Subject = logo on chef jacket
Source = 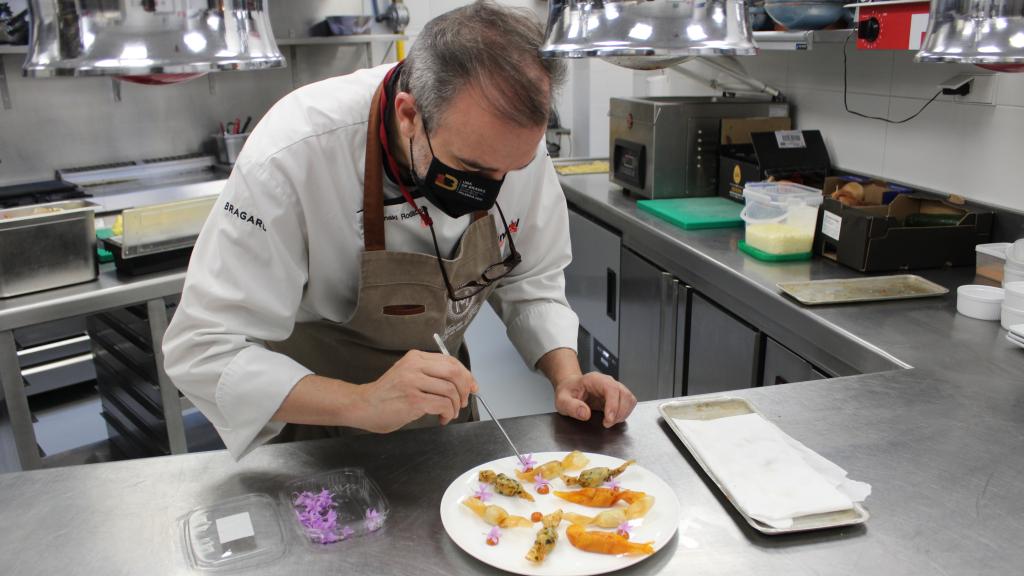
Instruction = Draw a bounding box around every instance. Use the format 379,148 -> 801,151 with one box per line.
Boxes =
223,201 -> 267,232
497,218 -> 520,248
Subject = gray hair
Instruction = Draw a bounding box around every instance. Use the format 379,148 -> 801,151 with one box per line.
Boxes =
398,0 -> 566,131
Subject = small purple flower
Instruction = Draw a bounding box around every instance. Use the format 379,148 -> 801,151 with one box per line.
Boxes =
533,473 -> 550,492
365,507 -> 383,532
616,521 -> 632,538
602,477 -> 621,491
486,526 -> 502,544
339,525 -> 355,540
519,453 -> 537,472
473,483 -> 493,502
293,489 -> 341,544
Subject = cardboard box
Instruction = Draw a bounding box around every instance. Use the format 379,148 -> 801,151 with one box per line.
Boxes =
721,117 -> 793,145
822,175 -> 912,206
719,129 -> 831,201
816,194 -> 995,272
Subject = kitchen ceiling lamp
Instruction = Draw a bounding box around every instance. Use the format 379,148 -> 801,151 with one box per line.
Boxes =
541,0 -> 758,70
23,0 -> 286,83
916,0 -> 1024,70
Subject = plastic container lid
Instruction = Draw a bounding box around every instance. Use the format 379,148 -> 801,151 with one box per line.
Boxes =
742,181 -> 824,207
281,467 -> 391,548
181,494 -> 287,571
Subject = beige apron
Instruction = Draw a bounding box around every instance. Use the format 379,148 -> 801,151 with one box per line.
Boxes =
268,80 -> 501,441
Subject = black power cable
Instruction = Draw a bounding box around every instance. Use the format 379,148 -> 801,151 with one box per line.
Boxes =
843,32 -> 942,124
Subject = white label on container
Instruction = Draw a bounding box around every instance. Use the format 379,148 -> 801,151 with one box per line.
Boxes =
775,130 -> 807,149
216,512 -> 255,544
822,211 -> 842,241
769,104 -> 788,118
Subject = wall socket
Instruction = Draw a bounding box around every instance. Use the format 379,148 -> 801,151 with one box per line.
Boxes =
939,74 -> 997,106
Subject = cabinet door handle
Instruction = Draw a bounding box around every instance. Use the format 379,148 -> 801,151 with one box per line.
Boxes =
606,268 -> 617,321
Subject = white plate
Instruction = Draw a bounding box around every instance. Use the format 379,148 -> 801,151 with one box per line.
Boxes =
440,452 -> 680,576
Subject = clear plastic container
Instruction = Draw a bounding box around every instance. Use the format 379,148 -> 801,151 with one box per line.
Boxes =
975,242 -> 1009,284
281,468 -> 390,548
180,494 -> 287,571
740,182 -> 824,257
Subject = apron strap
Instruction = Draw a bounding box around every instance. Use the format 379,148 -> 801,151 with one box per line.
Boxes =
363,83 -> 387,252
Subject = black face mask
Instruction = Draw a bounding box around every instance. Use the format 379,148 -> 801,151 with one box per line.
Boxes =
410,125 -> 504,219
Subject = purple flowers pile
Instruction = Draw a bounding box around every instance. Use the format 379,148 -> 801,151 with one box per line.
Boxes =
292,489 -> 385,544
294,489 -> 343,544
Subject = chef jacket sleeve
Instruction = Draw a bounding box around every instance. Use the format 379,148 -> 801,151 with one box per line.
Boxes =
487,151 -> 580,370
162,157 -> 313,459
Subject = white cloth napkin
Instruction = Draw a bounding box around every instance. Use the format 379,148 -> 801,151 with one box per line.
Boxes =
673,413 -> 871,529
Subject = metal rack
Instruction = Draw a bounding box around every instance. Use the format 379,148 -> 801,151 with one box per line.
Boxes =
753,29 -> 855,51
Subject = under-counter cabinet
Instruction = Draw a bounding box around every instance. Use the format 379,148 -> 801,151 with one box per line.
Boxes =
618,248 -> 684,401
686,292 -> 762,395
564,210 -> 621,377
762,336 -> 828,386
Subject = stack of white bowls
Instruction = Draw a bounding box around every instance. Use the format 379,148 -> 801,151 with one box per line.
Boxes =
1006,239 -> 1024,285
1004,281 -> 1024,330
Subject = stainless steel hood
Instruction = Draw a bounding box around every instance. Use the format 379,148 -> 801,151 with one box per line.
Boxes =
541,0 -> 758,70
23,0 -> 286,79
916,0 -> 1024,66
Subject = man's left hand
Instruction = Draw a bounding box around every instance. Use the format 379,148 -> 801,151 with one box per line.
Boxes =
554,372 -> 637,428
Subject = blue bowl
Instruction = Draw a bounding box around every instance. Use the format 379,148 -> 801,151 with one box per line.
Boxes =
749,6 -> 775,32
764,1 -> 845,31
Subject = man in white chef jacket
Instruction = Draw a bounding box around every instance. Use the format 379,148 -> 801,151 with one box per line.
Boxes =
163,1 -> 637,459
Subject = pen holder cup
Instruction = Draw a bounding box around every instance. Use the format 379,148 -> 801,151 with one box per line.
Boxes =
214,133 -> 250,165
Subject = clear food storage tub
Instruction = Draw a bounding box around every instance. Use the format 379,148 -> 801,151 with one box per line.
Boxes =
180,494 -> 288,571
739,182 -> 824,261
281,468 -> 390,548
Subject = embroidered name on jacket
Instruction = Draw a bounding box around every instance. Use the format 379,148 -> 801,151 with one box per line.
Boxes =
224,202 -> 267,231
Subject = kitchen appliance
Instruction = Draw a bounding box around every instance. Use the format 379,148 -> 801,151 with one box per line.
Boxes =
23,0 -> 285,81
0,179 -> 88,209
541,0 -> 757,70
609,96 -> 791,199
917,0 -> 1024,67
0,200 -> 98,298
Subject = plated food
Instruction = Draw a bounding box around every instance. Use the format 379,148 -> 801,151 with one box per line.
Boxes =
440,452 -> 680,576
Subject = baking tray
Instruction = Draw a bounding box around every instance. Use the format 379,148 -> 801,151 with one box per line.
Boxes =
552,157 -> 609,176
659,396 -> 870,534
777,274 -> 948,306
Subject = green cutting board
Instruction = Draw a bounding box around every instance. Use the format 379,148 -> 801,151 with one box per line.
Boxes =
637,197 -> 744,230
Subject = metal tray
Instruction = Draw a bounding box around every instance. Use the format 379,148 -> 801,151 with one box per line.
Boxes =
659,396 -> 870,534
552,156 -> 609,176
777,274 -> 948,306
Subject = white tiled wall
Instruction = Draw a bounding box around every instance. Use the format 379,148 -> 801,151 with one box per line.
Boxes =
570,43 -> 1024,212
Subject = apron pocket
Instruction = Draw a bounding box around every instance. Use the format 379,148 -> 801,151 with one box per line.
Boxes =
382,304 -> 426,316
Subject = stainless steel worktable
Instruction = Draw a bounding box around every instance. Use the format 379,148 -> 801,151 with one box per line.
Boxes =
0,368 -> 1021,575
559,173 -> 1024,381
0,173 -> 1022,574
0,266 -> 186,471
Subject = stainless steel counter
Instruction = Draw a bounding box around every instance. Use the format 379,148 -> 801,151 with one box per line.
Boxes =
0,173 -> 1022,574
1,368 -> 1022,575
559,173 -> 1024,381
0,266 -> 186,471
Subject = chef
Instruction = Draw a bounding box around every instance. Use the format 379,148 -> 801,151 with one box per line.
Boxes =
162,0 -> 637,459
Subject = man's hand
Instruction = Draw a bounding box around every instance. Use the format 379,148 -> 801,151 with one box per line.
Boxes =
273,350 -> 477,432
538,348 -> 637,428
354,350 -> 478,432
553,372 -> 637,428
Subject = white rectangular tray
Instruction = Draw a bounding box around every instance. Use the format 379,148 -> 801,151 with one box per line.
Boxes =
659,396 -> 870,534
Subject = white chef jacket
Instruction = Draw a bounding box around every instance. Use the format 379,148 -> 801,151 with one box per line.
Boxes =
162,64 -> 579,459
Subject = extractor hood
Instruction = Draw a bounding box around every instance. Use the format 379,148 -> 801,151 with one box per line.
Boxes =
23,0 -> 286,81
541,0 -> 757,70
916,0 -> 1024,68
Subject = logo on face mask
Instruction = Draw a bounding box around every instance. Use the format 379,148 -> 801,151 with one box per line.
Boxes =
435,174 -> 460,191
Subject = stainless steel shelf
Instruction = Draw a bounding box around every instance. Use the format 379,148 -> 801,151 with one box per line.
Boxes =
0,45 -> 28,55
275,34 -> 406,46
754,29 -> 855,51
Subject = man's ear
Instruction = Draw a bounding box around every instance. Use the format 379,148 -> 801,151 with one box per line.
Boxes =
394,92 -> 419,140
